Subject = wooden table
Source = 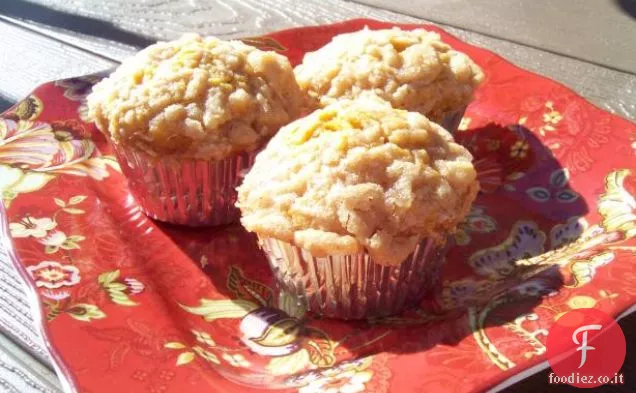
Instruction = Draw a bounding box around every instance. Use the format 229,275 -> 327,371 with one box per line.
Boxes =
0,1 -> 634,392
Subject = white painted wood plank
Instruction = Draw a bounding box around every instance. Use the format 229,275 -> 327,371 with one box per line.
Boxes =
4,0 -> 635,120
0,19 -> 114,102
0,334 -> 62,393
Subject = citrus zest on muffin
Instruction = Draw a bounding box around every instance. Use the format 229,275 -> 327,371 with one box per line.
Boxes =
237,96 -> 479,265
294,27 -> 484,123
87,34 -> 303,160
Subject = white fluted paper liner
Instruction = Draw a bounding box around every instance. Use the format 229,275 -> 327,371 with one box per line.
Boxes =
113,144 -> 256,226
259,237 -> 446,319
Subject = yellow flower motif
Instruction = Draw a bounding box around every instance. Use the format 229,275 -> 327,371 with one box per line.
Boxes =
543,111 -> 563,125
192,330 -> 216,347
598,169 -> 635,239
510,140 -> 529,158
567,295 -> 597,309
222,353 -> 250,367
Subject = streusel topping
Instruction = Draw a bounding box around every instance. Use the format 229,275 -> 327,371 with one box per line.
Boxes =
294,27 -> 484,123
88,34 -> 303,160
237,96 -> 479,265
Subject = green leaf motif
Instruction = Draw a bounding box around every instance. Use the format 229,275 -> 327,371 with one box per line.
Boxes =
63,208 -> 85,215
176,351 -> 195,366
164,342 -> 186,349
108,282 -> 127,291
44,245 -> 58,254
66,304 -> 106,322
108,288 -> 138,307
252,317 -> 301,347
69,195 -> 88,205
61,240 -> 81,250
54,198 -> 66,207
98,270 -> 120,286
180,299 -> 258,321
304,327 -> 336,367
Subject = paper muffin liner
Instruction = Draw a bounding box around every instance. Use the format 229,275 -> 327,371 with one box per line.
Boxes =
439,105 -> 467,133
112,144 -> 256,226
259,237 -> 446,319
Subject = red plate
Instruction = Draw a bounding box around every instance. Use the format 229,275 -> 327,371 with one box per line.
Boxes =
1,19 -> 635,393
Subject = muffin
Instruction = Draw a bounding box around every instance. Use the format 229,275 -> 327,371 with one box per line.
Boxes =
87,34 -> 303,226
294,27 -> 484,133
237,95 -> 479,319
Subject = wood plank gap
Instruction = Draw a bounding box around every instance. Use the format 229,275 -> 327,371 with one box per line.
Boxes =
0,15 -> 123,64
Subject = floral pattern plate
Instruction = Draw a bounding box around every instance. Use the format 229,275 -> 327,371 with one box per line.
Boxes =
1,19 -> 635,393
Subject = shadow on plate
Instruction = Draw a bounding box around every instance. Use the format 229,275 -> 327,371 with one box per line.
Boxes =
616,0 -> 636,19
151,123 -> 591,388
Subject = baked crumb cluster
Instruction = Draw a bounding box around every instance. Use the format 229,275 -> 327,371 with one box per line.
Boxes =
237,96 -> 479,265
294,27 -> 484,122
88,34 -> 303,160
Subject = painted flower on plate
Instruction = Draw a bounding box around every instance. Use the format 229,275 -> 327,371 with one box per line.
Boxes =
38,231 -> 67,247
510,140 -> 529,158
38,231 -> 85,254
222,353 -> 251,367
27,261 -> 80,289
9,216 -> 56,238
566,295 -> 597,309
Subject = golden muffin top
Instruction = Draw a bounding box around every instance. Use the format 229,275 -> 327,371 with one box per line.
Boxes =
237,95 -> 479,265
294,27 -> 484,123
88,34 -> 303,160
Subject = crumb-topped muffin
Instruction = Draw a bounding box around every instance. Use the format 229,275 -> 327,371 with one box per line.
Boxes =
294,27 -> 484,127
87,34 -> 303,226
238,95 -> 479,266
88,33 -> 303,160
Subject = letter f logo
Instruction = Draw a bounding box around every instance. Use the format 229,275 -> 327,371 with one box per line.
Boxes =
572,324 -> 602,368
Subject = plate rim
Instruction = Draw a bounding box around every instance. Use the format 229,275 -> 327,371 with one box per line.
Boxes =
0,201 -> 79,393
1,18 -> 635,393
